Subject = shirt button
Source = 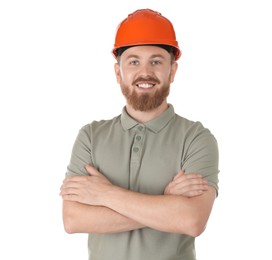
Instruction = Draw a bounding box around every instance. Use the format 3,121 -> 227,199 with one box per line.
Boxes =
138,125 -> 143,131
133,147 -> 139,153
136,136 -> 141,141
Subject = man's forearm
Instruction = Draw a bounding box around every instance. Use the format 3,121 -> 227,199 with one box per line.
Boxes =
62,201 -> 145,234
103,186 -> 216,237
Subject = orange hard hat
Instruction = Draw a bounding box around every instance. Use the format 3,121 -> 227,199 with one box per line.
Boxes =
112,9 -> 181,61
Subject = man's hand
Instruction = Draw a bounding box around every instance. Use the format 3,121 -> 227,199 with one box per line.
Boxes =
164,170 -> 208,197
61,166 -> 208,206
60,165 -> 112,206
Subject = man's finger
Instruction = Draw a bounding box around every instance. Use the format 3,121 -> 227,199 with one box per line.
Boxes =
61,194 -> 79,202
85,164 -> 102,176
173,170 -> 185,181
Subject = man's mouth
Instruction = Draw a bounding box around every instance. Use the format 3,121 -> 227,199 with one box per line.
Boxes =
136,83 -> 155,89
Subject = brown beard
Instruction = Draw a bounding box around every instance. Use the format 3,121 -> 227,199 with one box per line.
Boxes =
121,84 -> 170,112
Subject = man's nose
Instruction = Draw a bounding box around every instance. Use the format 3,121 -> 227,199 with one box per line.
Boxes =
138,63 -> 153,76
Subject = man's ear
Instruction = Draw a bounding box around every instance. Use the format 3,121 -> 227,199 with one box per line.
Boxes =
114,63 -> 121,84
170,62 -> 178,83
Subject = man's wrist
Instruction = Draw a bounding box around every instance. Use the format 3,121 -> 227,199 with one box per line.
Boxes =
103,185 -> 126,209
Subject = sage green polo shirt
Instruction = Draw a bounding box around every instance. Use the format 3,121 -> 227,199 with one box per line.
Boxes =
66,104 -> 219,260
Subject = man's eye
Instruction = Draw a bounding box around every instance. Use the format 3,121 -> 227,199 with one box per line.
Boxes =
151,60 -> 162,65
130,60 -> 139,65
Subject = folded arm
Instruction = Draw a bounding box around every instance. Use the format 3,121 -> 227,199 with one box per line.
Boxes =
61,165 -> 213,236
62,201 -> 145,234
103,185 -> 215,236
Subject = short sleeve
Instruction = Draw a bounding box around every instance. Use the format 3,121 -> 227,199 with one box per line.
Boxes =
181,123 -> 220,194
66,124 -> 94,178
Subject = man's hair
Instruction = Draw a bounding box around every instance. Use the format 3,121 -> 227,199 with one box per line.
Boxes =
116,44 -> 175,64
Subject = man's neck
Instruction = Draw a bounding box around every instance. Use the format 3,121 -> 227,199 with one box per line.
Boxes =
125,102 -> 168,123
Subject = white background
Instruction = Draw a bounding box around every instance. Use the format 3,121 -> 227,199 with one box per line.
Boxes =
0,0 -> 271,259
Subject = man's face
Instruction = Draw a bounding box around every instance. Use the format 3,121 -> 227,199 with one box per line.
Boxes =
114,45 -> 178,112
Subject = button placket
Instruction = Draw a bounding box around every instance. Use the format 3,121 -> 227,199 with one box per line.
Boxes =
130,125 -> 145,190
132,124 -> 144,155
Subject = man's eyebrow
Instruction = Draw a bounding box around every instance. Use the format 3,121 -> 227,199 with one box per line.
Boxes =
150,54 -> 166,59
125,55 -> 140,60
125,54 -> 166,60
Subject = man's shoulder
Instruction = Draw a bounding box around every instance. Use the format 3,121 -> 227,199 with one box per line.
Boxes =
174,113 -> 204,131
174,113 -> 216,141
80,114 -> 122,134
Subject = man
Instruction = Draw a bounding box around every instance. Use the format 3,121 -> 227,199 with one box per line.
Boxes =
60,9 -> 219,260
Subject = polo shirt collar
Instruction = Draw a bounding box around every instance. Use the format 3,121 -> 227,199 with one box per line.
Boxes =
121,108 -> 138,130
121,104 -> 175,133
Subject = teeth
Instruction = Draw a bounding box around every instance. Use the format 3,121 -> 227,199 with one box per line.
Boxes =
137,83 -> 153,89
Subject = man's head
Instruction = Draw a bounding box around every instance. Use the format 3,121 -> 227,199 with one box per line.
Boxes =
113,9 -> 180,112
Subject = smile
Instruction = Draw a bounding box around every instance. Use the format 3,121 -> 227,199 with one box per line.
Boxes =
136,83 -> 155,89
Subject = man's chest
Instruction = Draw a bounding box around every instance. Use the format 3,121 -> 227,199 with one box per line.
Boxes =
92,128 -> 184,194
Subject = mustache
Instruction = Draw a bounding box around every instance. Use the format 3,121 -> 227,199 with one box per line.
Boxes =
132,76 -> 160,85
